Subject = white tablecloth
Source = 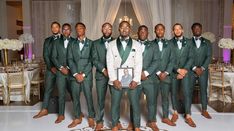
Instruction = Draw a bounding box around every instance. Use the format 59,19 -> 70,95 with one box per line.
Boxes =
224,72 -> 234,102
0,68 -> 39,104
209,72 -> 234,103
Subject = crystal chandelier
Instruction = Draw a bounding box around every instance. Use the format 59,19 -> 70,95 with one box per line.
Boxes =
118,0 -> 133,26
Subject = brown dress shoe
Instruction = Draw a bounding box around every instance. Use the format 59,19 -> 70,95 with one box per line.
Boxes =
146,122 -> 159,131
95,123 -> 104,131
162,118 -> 176,126
202,111 -> 212,119
68,118 -> 83,128
134,127 -> 141,131
117,123 -> 123,129
55,115 -> 65,124
33,109 -> 48,119
185,117 -> 196,127
127,122 -> 134,130
88,118 -> 95,128
171,113 -> 178,123
112,126 -> 118,131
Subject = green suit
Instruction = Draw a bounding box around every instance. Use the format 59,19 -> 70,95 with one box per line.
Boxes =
129,40 -> 159,123
170,37 -> 194,115
140,40 -> 160,121
67,38 -> 95,119
153,38 -> 175,118
42,35 -> 60,109
190,37 -> 212,110
92,37 -> 114,124
51,36 -> 75,115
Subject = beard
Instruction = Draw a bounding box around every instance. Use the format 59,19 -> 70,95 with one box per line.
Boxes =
103,34 -> 112,39
175,33 -> 183,38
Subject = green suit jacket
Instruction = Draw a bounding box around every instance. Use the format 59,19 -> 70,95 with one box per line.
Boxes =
43,36 -> 59,70
92,37 -> 114,80
67,38 -> 93,80
51,35 -> 75,72
152,39 -> 175,83
170,37 -> 194,76
191,37 -> 212,70
141,41 -> 159,82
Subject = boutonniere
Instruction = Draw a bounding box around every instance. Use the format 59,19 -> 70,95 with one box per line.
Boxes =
131,49 -> 136,52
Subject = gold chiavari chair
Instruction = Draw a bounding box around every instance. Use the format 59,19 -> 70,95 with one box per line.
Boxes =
30,62 -> 45,100
208,64 -> 231,105
6,66 -> 27,104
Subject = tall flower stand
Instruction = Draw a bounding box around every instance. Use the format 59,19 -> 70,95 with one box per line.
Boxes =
3,49 -> 8,66
24,43 -> 33,61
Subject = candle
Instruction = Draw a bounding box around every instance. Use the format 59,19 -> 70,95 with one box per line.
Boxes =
20,54 -> 23,60
32,54 -> 35,60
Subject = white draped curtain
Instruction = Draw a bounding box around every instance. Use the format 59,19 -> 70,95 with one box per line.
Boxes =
81,0 -> 121,40
131,0 -> 172,40
31,0 -> 224,58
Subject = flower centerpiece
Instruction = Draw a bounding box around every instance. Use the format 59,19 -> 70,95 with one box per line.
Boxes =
201,32 -> 216,43
19,33 -> 34,61
218,38 -> 234,49
19,33 -> 34,44
0,39 -> 23,66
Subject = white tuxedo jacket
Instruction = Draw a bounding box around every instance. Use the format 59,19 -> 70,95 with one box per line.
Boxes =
106,38 -> 143,85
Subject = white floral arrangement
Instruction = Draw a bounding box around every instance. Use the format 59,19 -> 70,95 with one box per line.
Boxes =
0,39 -> 23,51
201,32 -> 216,43
218,38 -> 234,49
19,33 -> 34,44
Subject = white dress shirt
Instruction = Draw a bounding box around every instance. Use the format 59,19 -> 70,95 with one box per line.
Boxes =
194,36 -> 201,48
78,37 -> 86,51
158,40 -> 163,51
64,39 -> 69,48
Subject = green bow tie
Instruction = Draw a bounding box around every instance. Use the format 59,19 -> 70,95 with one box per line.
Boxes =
120,37 -> 129,43
78,39 -> 85,44
103,37 -> 111,43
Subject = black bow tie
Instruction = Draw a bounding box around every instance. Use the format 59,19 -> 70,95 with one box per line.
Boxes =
139,40 -> 147,45
176,39 -> 182,43
195,37 -> 201,41
53,35 -> 59,40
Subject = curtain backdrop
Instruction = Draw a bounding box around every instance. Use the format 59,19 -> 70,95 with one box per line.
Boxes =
32,0 -> 224,58
131,0 -> 172,40
81,0 -> 121,40
32,0 -> 80,57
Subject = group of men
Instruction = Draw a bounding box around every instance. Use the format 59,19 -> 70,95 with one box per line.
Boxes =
33,20 -> 212,131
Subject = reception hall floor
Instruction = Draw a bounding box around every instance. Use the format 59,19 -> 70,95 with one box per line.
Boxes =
1,90 -> 234,131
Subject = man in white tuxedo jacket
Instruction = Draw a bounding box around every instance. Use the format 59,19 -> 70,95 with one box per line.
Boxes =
106,21 -> 142,131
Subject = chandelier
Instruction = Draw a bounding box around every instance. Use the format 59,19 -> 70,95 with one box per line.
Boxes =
118,0 -> 133,26
119,16 -> 133,26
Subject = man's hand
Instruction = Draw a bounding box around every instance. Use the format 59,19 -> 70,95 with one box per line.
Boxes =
195,67 -> 203,76
176,74 -> 184,79
75,73 -> 84,83
103,69 -> 109,77
60,67 -> 69,75
141,71 -> 148,81
177,68 -> 188,77
51,67 -> 57,74
113,80 -> 122,90
159,72 -> 168,81
129,81 -> 138,89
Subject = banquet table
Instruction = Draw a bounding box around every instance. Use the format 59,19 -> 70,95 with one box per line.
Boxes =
0,68 -> 39,104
